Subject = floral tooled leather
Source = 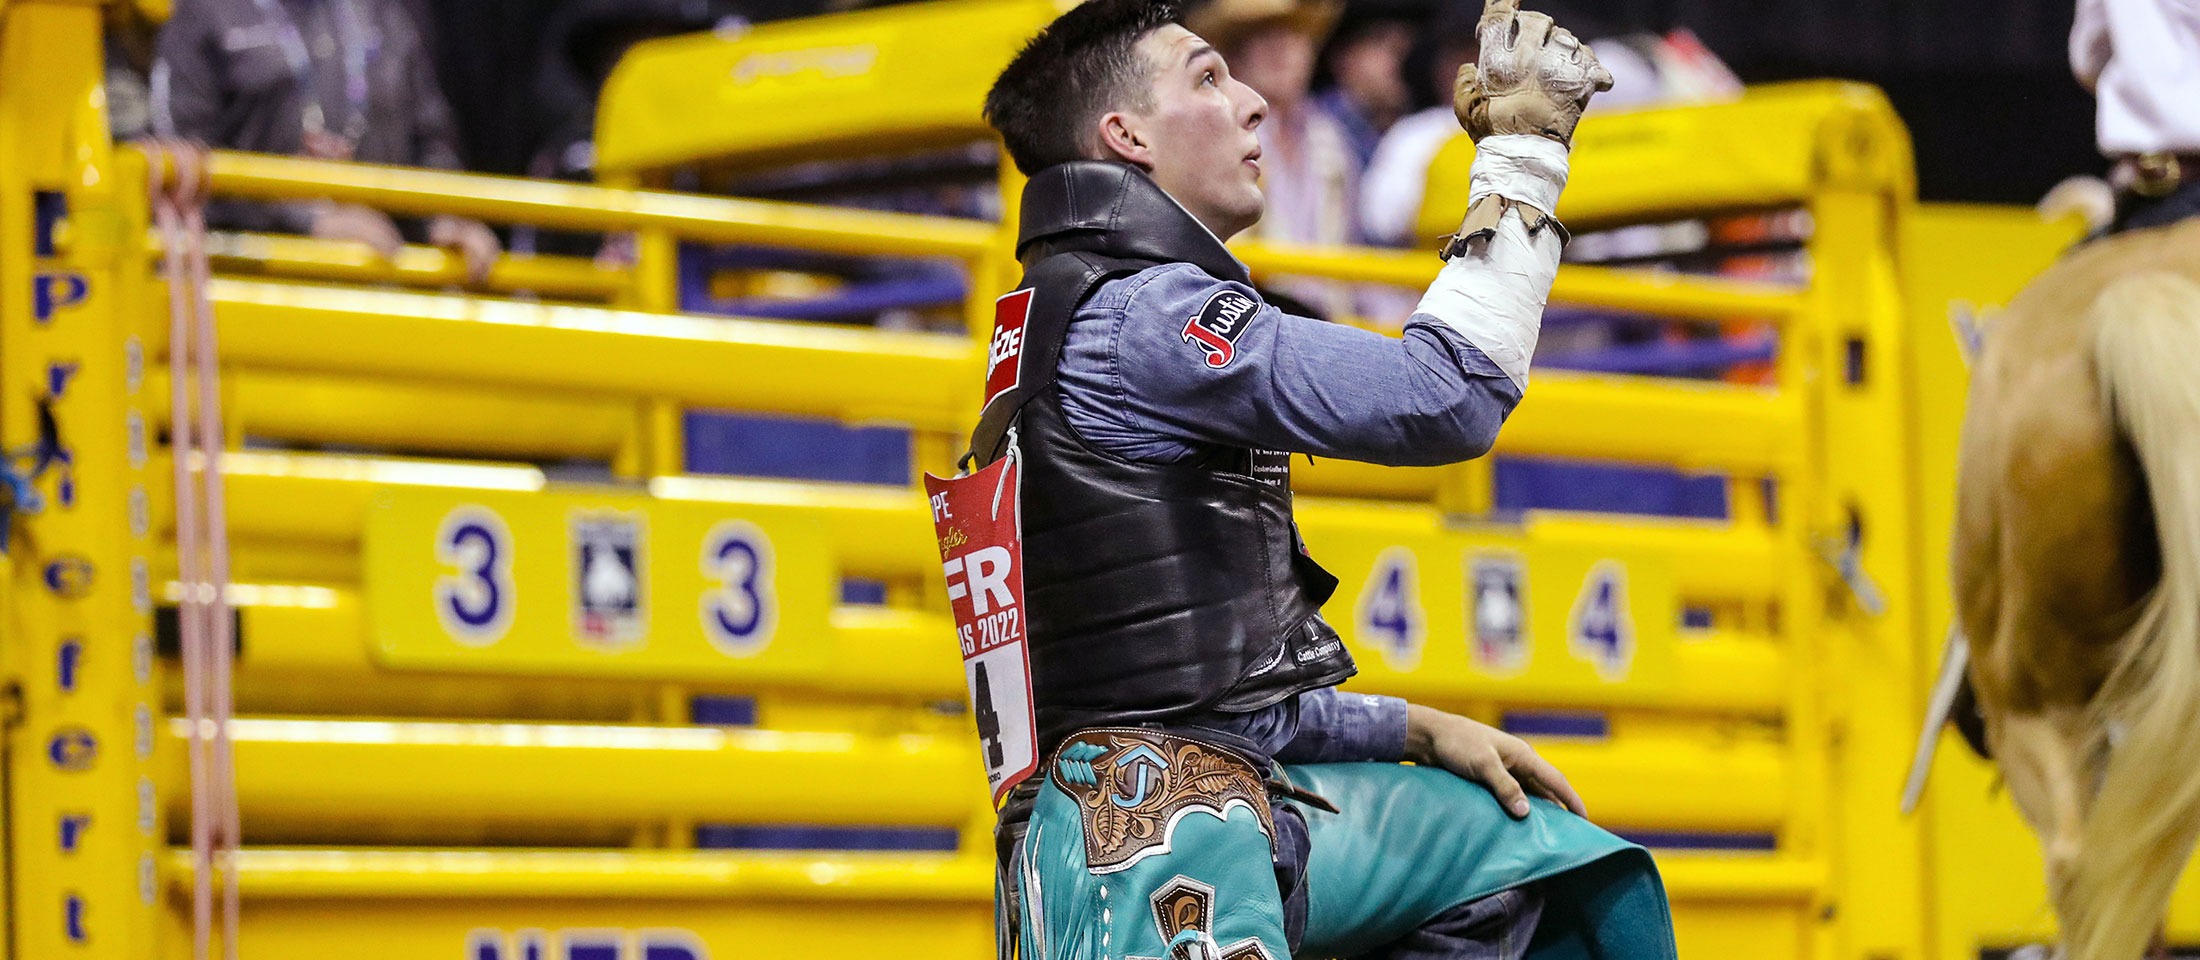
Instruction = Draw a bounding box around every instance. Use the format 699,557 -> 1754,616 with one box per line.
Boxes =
1050,728 -> 1274,873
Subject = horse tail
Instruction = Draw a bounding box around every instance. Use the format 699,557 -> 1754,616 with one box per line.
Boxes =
2065,270 -> 2200,960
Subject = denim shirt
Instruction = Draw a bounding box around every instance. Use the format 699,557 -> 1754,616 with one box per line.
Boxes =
1058,262 -> 1522,466
1051,261 -> 1525,762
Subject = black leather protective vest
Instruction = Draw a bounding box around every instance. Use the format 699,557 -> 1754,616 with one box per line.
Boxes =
967,161 -> 1356,756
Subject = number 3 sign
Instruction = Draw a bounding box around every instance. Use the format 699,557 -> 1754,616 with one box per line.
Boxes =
435,507 -> 516,646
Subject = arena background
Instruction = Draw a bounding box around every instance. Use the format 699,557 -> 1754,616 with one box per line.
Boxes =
415,0 -> 2102,201
0,0 -> 2170,957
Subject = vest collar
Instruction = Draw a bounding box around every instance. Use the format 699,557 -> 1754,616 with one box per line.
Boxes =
1014,161 -> 1252,286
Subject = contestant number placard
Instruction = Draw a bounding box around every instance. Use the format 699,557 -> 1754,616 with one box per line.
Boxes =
925,456 -> 1039,804
365,488 -> 830,682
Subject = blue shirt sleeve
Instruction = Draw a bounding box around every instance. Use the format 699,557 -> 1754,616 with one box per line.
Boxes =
1273,687 -> 1410,764
1056,262 -> 1522,466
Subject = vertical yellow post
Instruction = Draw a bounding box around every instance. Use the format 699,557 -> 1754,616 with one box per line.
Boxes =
631,228 -> 681,314
986,159 -> 1028,313
1434,458 -> 1494,519
2,4 -> 164,958
599,171 -> 680,315
1805,99 -> 1927,960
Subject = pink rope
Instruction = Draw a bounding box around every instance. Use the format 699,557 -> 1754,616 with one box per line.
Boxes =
183,195 -> 241,960
146,145 -> 214,960
145,141 -> 237,960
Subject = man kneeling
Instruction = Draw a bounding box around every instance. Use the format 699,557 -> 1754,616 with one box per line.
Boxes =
950,1 -> 1674,956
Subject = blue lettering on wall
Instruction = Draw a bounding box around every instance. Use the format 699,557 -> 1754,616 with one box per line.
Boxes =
467,930 -> 502,960
44,555 -> 94,598
468,930 -> 707,960
64,893 -> 88,943
35,191 -> 65,258
566,939 -> 620,960
46,361 -> 78,399
59,814 -> 91,853
47,727 -> 97,771
642,938 -> 705,960
58,638 -> 83,692
33,273 -> 90,324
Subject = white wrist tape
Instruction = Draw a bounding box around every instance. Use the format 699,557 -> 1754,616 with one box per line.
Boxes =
1413,136 -> 1569,390
1468,134 -> 1569,212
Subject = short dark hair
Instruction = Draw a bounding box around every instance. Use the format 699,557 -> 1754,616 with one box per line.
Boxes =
984,0 -> 1181,175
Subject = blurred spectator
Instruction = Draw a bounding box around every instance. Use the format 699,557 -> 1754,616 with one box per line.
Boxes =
1188,0 -> 1362,316
1189,0 -> 1357,251
2071,0 -> 2200,233
513,0 -> 738,262
524,0 -> 739,186
105,4 -> 161,141
1358,0 -> 1738,247
152,0 -> 501,283
1312,5 -> 1419,173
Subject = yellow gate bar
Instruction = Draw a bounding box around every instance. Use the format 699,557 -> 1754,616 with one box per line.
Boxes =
203,278 -> 981,431
215,585 -> 963,702
173,848 -> 991,901
1504,373 -> 1799,473
203,579 -> 1770,714
180,457 -> 935,581
1356,632 -> 1785,716
183,847 -> 1823,902
1528,514 -> 1784,601
1291,374 -> 1800,481
204,151 -> 998,259
162,719 -> 979,828
145,369 -> 637,461
158,718 -> 1782,836
196,456 -> 1787,599
1236,242 -> 1808,325
189,232 -> 629,300
1536,734 -> 1789,832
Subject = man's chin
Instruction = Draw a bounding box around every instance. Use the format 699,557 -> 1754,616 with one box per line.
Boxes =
1231,193 -> 1266,236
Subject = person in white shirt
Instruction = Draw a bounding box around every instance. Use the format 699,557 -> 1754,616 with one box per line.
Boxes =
1358,1 -> 1679,247
2071,0 -> 2200,232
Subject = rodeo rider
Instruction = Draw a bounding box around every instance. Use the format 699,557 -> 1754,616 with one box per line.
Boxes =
961,0 -> 1680,955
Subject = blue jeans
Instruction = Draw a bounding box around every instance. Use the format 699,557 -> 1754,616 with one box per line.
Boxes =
2109,178 -> 2200,236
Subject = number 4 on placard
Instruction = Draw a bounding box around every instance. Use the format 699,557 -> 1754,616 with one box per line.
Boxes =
1567,561 -> 1633,680
1356,547 -> 1425,670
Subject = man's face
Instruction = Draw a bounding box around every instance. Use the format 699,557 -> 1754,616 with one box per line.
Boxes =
1103,25 -> 1269,239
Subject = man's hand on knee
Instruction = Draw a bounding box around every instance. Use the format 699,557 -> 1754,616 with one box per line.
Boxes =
1404,703 -> 1586,819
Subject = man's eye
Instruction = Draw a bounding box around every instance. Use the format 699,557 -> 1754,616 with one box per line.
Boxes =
1202,70 -> 1216,85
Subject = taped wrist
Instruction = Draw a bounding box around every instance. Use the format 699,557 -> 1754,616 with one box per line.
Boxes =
1469,134 -> 1568,210
1440,134 -> 1571,259
1438,195 -> 1569,261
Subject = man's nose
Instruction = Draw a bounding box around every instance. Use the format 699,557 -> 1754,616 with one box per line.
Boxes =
1238,82 -> 1268,130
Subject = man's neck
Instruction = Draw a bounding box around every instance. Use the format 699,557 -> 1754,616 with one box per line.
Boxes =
1147,178 -> 1246,243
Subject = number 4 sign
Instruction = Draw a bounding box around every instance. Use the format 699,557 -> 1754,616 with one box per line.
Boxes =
1568,561 -> 1634,681
1357,548 -> 1424,670
924,454 -> 1039,805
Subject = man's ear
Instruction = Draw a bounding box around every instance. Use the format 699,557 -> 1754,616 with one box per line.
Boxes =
1097,111 -> 1154,168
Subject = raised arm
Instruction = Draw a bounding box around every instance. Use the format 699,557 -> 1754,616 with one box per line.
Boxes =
1059,0 -> 1609,467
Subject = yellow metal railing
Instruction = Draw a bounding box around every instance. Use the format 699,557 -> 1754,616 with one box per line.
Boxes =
144,140 -> 1857,960
1236,240 -> 1811,324
5,1 -> 1935,948
195,232 -> 628,301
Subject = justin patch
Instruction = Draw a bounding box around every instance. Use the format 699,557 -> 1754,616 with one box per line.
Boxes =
1181,290 -> 1258,368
